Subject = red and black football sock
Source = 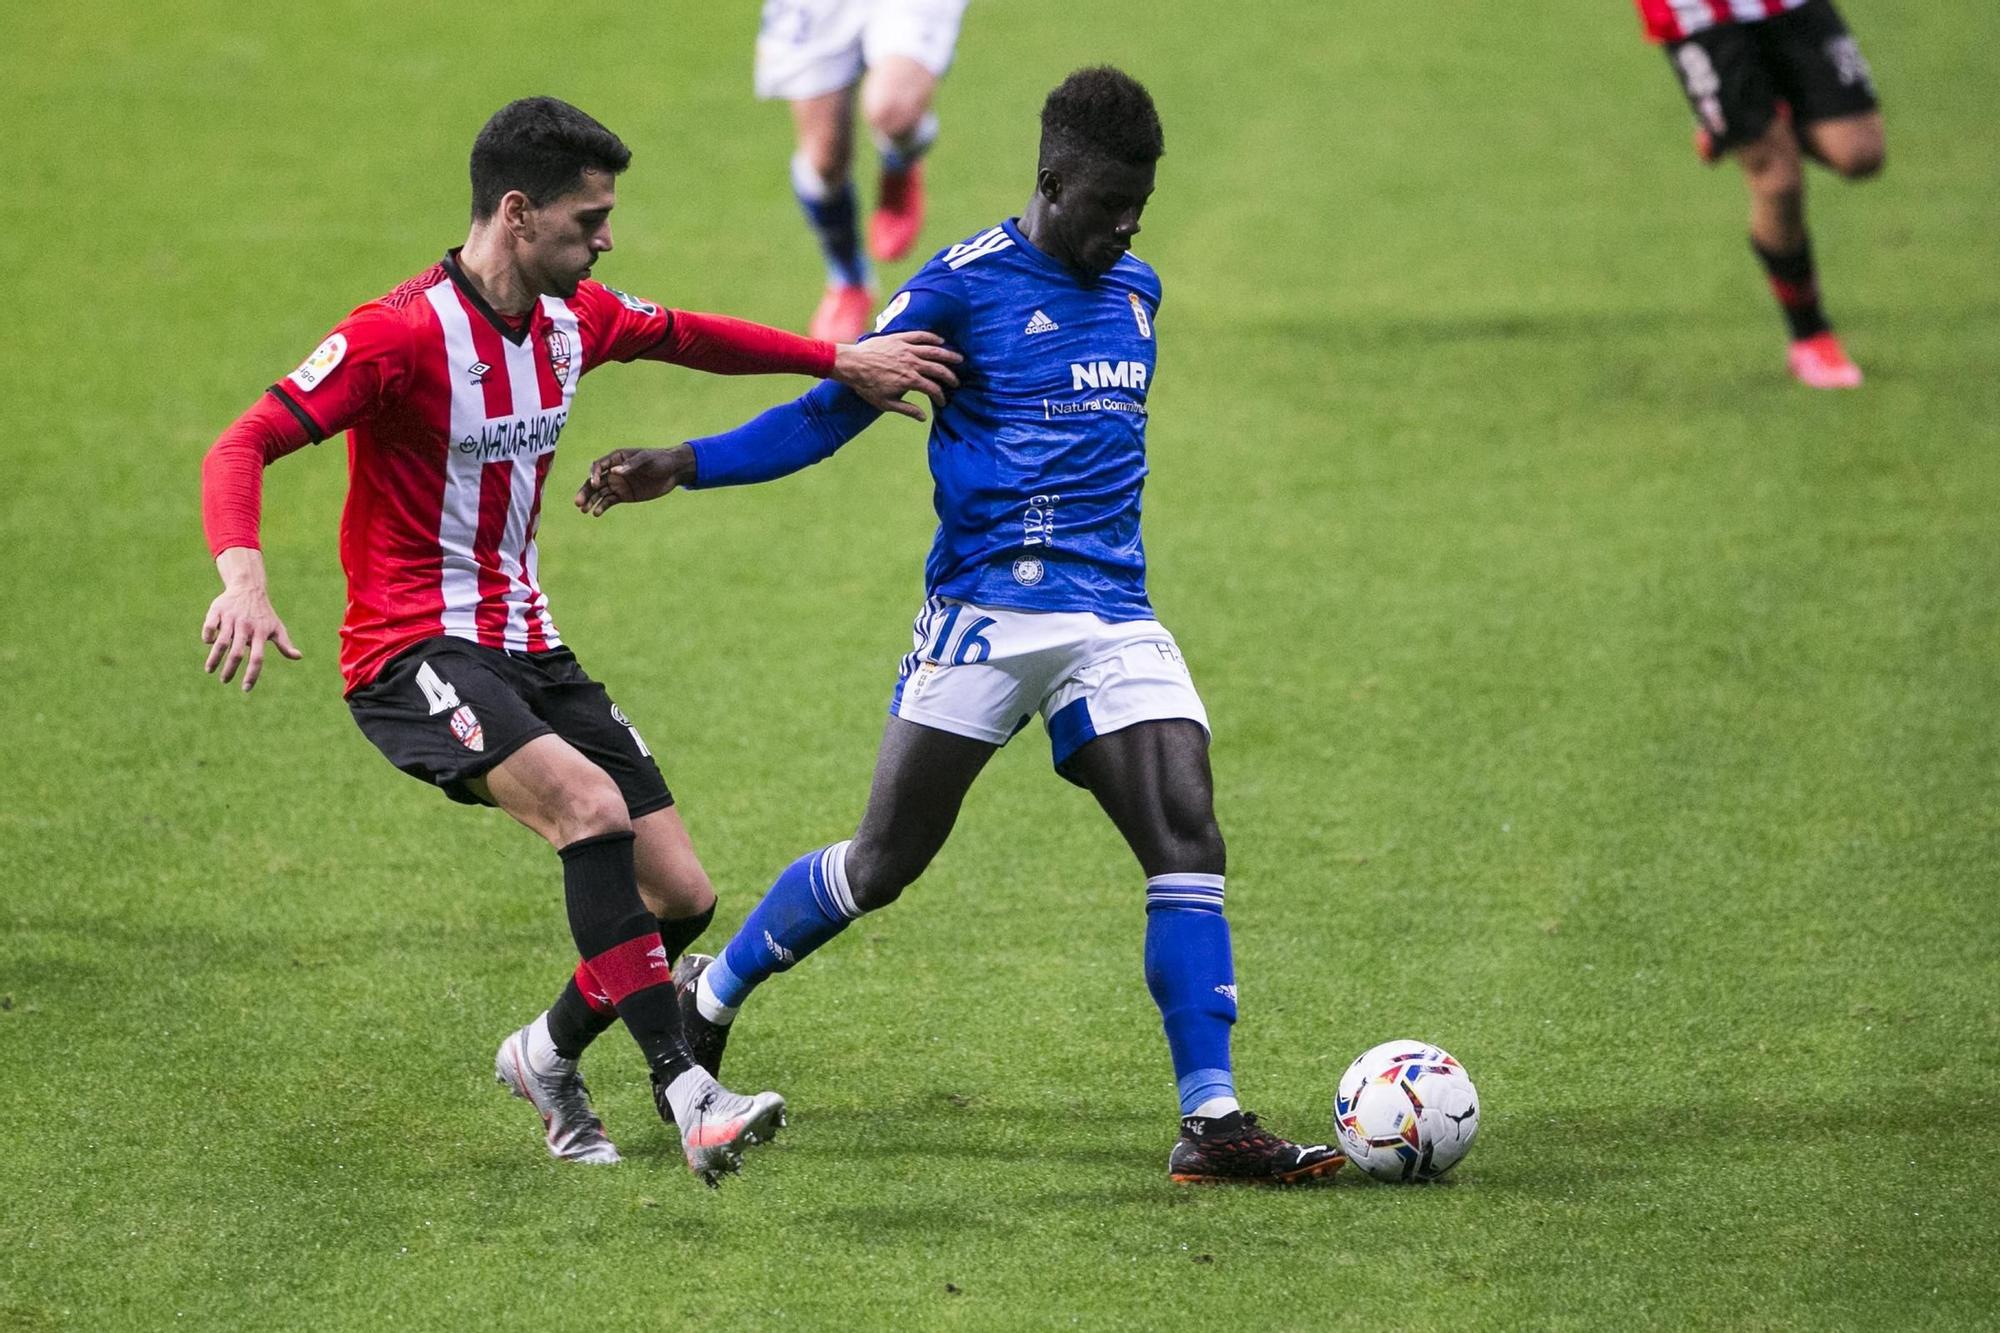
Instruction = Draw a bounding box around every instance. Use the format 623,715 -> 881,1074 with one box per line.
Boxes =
546,902 -> 716,1060
1752,235 -> 1832,342
559,832 -> 694,1082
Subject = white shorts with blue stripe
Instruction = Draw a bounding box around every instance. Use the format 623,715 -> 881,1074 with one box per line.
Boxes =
888,598 -> 1210,781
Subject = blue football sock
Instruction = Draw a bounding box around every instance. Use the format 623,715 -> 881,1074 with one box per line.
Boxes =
791,154 -> 869,290
1143,873 -> 1239,1116
706,842 -> 861,1013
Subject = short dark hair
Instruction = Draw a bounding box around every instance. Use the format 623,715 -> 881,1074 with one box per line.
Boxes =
469,97 -> 632,221
1038,67 -> 1164,173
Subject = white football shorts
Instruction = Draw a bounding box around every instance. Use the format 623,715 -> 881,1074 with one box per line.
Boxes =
754,0 -> 969,102
888,598 -> 1211,779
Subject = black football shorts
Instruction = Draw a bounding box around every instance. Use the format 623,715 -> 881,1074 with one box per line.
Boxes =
347,637 -> 673,815
1665,0 -> 1879,151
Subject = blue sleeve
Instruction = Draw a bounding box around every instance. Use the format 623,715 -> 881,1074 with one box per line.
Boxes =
687,379 -> 879,489
686,277 -> 969,490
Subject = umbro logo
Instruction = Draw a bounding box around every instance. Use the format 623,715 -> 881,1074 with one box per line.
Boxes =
1023,309 -> 1059,336
647,944 -> 669,972
467,360 -> 491,385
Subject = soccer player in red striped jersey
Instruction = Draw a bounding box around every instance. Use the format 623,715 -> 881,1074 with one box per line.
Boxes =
1638,0 -> 1885,387
198,97 -> 960,1182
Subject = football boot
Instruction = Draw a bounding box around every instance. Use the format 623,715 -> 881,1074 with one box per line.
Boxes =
674,952 -> 731,1077
1168,1109 -> 1344,1186
494,1021 -> 621,1165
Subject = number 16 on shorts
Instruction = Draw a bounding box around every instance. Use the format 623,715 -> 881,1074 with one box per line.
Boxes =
914,598 -> 997,666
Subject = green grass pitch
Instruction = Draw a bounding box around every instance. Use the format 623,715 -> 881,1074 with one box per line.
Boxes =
4,1 -> 1997,1327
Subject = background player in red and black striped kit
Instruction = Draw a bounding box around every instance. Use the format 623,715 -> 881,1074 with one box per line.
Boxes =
197,97 -> 960,1182
1639,0 -> 1884,388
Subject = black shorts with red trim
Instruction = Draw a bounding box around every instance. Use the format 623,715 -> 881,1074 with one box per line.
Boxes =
1664,0 -> 1878,152
347,638 -> 673,815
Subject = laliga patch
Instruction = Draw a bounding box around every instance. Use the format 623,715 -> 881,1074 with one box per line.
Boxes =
287,333 -> 348,392
448,704 -> 485,752
1128,293 -> 1152,339
608,287 -> 659,317
1012,557 -> 1044,586
874,290 -> 912,333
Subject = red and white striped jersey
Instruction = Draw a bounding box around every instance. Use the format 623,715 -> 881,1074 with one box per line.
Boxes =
1635,0 -> 1810,43
268,252 -> 670,692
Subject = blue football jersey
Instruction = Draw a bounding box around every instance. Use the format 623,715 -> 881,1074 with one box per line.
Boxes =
883,219 -> 1162,620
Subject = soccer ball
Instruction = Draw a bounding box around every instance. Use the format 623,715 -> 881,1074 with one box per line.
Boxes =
1333,1040 -> 1480,1182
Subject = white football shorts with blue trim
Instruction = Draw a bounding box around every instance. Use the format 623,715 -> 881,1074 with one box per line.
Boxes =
889,598 -> 1210,779
754,0 -> 969,102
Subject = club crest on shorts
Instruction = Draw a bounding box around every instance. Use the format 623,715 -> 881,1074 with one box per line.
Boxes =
1129,293 -> 1152,339
545,329 -> 574,383
1013,558 -> 1045,586
448,704 -> 485,752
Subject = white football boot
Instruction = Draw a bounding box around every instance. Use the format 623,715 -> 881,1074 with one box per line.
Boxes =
653,1066 -> 787,1187
494,1016 -> 622,1165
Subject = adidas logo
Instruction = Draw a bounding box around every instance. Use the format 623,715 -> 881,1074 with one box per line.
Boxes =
763,930 -> 795,965
1023,309 -> 1059,335
1214,984 -> 1238,1001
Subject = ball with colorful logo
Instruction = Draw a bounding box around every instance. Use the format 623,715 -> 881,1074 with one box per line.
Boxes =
1333,1039 -> 1480,1182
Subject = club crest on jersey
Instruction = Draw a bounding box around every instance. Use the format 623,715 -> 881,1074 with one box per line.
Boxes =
448,704 -> 485,752
608,287 -> 659,317
545,329 -> 574,383
875,291 -> 911,333
1013,558 -> 1045,586
287,333 -> 347,393
1128,293 -> 1152,339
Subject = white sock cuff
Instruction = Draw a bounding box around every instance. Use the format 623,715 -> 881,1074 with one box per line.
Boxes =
694,966 -> 739,1024
790,152 -> 836,202
1146,873 -> 1226,891
822,839 -> 862,919
873,110 -> 940,163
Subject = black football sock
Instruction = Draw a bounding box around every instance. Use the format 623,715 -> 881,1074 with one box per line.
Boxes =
559,832 -> 695,1082
658,901 -> 716,964
1751,235 -> 1832,341
545,971 -> 611,1061
546,902 -> 717,1059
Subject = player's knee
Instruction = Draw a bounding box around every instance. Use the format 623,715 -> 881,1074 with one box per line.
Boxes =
863,88 -> 926,143
1832,140 -> 1885,180
556,778 -> 631,847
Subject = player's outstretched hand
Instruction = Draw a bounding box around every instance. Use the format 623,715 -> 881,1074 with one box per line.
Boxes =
576,445 -> 697,516
833,330 -> 961,422
202,550 -> 301,693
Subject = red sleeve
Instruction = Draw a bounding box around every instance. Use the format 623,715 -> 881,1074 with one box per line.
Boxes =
643,310 -> 837,378
568,280 -> 836,377
200,393 -> 315,556
264,303 -> 417,442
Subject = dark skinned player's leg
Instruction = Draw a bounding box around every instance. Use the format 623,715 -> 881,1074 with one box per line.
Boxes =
692,717 -> 998,1028
1067,721 -> 1238,1117
1071,719 -> 1342,1182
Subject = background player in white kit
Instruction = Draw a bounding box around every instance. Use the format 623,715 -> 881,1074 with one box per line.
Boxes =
755,0 -> 971,342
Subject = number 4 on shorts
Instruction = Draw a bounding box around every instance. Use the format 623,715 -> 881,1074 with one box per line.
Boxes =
415,660 -> 461,715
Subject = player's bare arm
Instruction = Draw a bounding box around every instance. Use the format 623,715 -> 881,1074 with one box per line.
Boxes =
829,330 -> 960,419
576,445 -> 697,515
202,546 -> 302,692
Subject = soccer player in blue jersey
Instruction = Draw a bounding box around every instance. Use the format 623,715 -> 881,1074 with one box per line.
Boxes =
576,67 -> 1341,1184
